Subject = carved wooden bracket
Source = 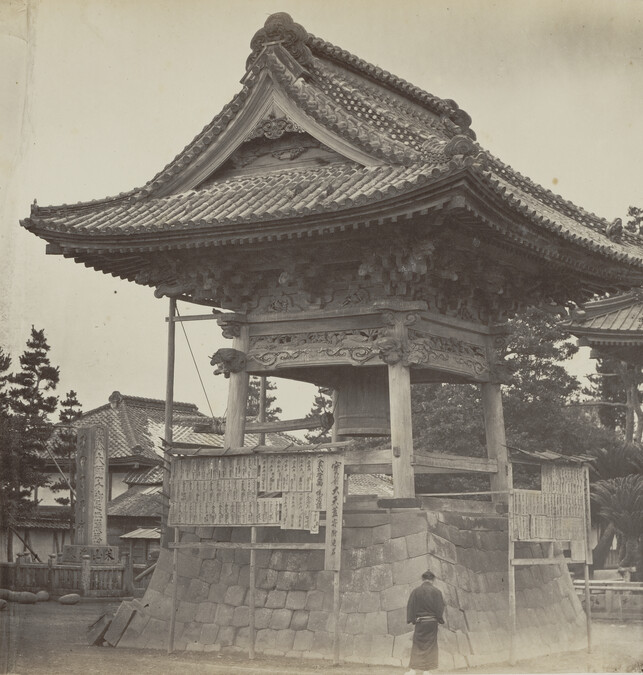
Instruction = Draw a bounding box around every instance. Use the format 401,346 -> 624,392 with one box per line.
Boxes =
210,348 -> 247,378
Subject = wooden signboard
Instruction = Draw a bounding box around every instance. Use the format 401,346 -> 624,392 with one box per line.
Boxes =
510,463 -> 589,562
168,451 -> 344,570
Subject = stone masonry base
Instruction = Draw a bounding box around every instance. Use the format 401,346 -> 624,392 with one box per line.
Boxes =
113,497 -> 586,668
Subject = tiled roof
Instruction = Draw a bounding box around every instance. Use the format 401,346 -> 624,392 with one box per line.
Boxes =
107,485 -> 164,518
120,527 -> 160,540
69,390 -> 205,461
566,290 -> 643,343
123,465 -> 164,486
12,506 -> 72,530
347,473 -> 393,497
21,12 -> 643,282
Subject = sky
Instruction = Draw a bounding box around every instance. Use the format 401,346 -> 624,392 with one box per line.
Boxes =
1,0 -> 642,421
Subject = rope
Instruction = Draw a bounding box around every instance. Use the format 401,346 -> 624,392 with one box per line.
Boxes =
175,305 -> 215,419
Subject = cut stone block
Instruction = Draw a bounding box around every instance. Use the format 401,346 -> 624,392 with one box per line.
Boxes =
363,610 -> 387,634
232,605 -> 249,627
104,602 -> 136,647
293,629 -> 314,652
291,609 -> 309,630
406,531 -> 429,557
269,608 -> 292,630
387,606 -> 409,636
380,583 -> 410,611
285,590 -> 307,610
265,590 -> 287,609
383,536 -> 408,563
358,590 -> 381,613
224,584 -> 246,606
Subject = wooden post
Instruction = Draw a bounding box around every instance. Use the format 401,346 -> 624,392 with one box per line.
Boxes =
507,463 -> 516,665
122,551 -> 134,597
48,554 -> 55,594
481,382 -> 509,501
388,361 -> 414,497
168,526 -> 180,654
582,465 -> 592,653
387,316 -> 414,497
584,563 -> 592,653
162,297 -> 177,548
224,325 -> 250,449
258,377 -> 267,446
80,554 -> 91,596
248,526 -> 257,659
332,568 -> 341,665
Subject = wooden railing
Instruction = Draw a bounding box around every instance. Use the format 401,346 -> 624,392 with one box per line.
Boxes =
0,552 -> 139,598
574,579 -> 643,621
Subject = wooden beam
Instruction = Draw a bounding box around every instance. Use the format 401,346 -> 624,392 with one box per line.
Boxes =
412,452 -> 498,474
511,558 -> 567,566
165,313 -> 219,322
169,542 -> 325,551
168,441 -> 352,457
193,415 -> 329,435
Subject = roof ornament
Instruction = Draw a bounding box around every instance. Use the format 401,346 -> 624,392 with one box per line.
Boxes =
247,12 -> 313,70
247,113 -> 304,141
443,134 -> 478,159
109,391 -> 123,408
606,217 -> 623,241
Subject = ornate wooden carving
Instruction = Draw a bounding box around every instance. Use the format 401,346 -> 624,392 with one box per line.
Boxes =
211,348 -> 247,378
248,328 -> 385,367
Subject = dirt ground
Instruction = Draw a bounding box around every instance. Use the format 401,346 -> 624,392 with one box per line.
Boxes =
1,600 -> 641,675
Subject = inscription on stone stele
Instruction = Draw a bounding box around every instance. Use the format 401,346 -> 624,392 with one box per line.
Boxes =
169,452 -> 344,570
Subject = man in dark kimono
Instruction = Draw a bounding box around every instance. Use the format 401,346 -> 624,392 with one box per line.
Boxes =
405,570 -> 445,675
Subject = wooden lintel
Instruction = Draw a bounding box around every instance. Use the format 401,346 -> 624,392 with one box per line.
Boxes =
169,541 -> 325,550
344,464 -> 392,475
168,441 -> 352,457
412,452 -> 498,474
344,447 -> 392,466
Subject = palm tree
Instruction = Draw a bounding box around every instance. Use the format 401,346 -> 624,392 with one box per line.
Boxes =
591,474 -> 643,578
588,444 -> 643,570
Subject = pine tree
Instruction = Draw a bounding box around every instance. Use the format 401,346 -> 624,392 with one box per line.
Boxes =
246,376 -> 281,421
411,307 -> 621,494
50,391 -> 83,512
305,386 -> 333,443
0,329 -> 60,559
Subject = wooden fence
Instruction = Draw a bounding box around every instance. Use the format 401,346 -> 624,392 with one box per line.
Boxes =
574,579 -> 643,621
0,552 -> 151,597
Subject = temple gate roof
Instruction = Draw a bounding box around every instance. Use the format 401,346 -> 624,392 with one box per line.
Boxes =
21,12 -> 643,301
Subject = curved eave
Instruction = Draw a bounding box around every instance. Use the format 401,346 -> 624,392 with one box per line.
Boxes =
24,167 -> 643,286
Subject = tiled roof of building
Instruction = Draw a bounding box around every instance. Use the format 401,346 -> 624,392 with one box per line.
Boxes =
566,291 -> 643,342
107,485 -> 164,518
347,473 -> 393,497
123,465 -> 164,486
68,391 -> 206,462
12,506 -> 71,530
21,14 -> 643,287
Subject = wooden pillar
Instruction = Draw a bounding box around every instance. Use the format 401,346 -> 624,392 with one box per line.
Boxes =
507,463 -> 516,665
224,325 -> 250,449
162,297 -> 177,547
388,361 -> 415,497
248,526 -> 257,659
481,382 -> 509,500
168,526 -> 180,654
